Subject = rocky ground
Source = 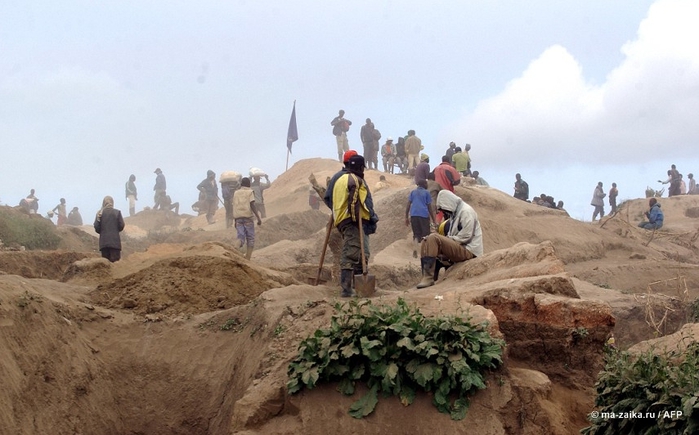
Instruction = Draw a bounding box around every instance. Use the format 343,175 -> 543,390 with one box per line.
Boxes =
1,157 -> 698,434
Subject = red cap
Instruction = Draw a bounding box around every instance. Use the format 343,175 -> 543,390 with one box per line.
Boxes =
343,149 -> 358,163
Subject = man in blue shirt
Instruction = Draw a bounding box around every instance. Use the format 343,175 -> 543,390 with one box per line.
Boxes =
638,198 -> 664,230
406,180 -> 436,258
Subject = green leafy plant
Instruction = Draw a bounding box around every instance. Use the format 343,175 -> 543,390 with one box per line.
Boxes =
689,298 -> 699,323
287,298 -> 505,420
582,342 -> 699,434
220,318 -> 241,331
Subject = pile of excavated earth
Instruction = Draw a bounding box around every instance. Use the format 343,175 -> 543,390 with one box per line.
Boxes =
1,157 -> 698,434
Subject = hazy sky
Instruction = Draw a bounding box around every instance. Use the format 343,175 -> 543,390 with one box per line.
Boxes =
2,0 -> 698,221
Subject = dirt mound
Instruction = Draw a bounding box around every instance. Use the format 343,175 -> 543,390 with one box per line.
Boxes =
61,257 -> 113,284
255,209 -> 330,249
88,242 -> 297,316
264,158 -> 415,218
123,208 -> 183,232
55,225 -> 99,252
0,251 -> 96,279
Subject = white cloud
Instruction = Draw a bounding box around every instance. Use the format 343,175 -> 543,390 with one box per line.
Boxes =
447,0 -> 699,169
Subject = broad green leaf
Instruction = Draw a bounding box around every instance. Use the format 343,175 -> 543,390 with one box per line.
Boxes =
287,378 -> 300,394
399,384 -> 416,406
349,385 -> 379,419
301,367 -> 319,387
338,378 -> 355,395
413,363 -> 435,387
350,364 -> 365,380
341,344 -> 359,358
397,337 -> 414,350
450,397 -> 470,420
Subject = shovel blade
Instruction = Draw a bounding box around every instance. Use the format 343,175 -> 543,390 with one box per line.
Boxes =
354,273 -> 376,297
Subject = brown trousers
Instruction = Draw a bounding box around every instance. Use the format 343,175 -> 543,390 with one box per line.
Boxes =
420,233 -> 475,263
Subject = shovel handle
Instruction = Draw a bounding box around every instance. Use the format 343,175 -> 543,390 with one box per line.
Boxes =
315,215 -> 334,285
358,217 -> 367,276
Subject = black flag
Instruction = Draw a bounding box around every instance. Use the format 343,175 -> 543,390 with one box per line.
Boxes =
287,101 -> 298,153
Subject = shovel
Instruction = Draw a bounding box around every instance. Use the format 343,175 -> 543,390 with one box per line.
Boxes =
354,218 -> 376,297
308,215 -> 334,285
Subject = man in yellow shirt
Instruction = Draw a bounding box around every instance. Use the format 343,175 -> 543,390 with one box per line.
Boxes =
325,154 -> 379,297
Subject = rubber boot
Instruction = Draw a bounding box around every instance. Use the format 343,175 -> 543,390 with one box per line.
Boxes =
129,207 -> 135,217
245,246 -> 253,260
340,269 -> 353,297
417,257 -> 436,289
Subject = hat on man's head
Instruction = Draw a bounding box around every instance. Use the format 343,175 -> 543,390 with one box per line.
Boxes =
347,155 -> 366,175
387,137 -> 393,141
154,168 -> 162,174
343,149 -> 358,163
420,153 -> 429,162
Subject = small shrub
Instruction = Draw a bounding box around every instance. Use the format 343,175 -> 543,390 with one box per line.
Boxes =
582,343 -> 699,434
220,318 -> 241,331
287,298 -> 505,420
689,298 -> 699,323
0,206 -> 61,250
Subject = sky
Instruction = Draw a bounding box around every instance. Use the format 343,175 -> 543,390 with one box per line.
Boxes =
2,0 -> 698,222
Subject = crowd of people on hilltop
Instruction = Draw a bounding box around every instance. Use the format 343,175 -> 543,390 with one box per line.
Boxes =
5,109 -> 691,282
322,109 -> 699,297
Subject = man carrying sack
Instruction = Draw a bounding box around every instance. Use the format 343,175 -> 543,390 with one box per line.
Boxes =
325,154 -> 379,297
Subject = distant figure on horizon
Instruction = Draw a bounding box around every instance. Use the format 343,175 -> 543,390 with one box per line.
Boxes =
20,189 -> 39,214
591,181 -> 606,222
67,206 -> 83,226
452,147 -> 470,176
125,174 -> 137,217
659,164 -> 681,197
445,142 -> 457,162
381,137 -> 396,173
360,118 -> 381,170
251,173 -> 270,218
93,196 -> 125,263
160,194 -> 180,215
414,154 -> 430,185
405,130 -> 422,172
513,173 -> 529,201
395,137 -> 408,174
609,182 -> 619,214
471,171 -> 489,187
680,174 -> 687,194
52,198 -> 67,226
153,168 -> 166,210
688,173 -> 698,195
638,198 -> 663,230
331,109 -> 352,162
197,170 -> 219,225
